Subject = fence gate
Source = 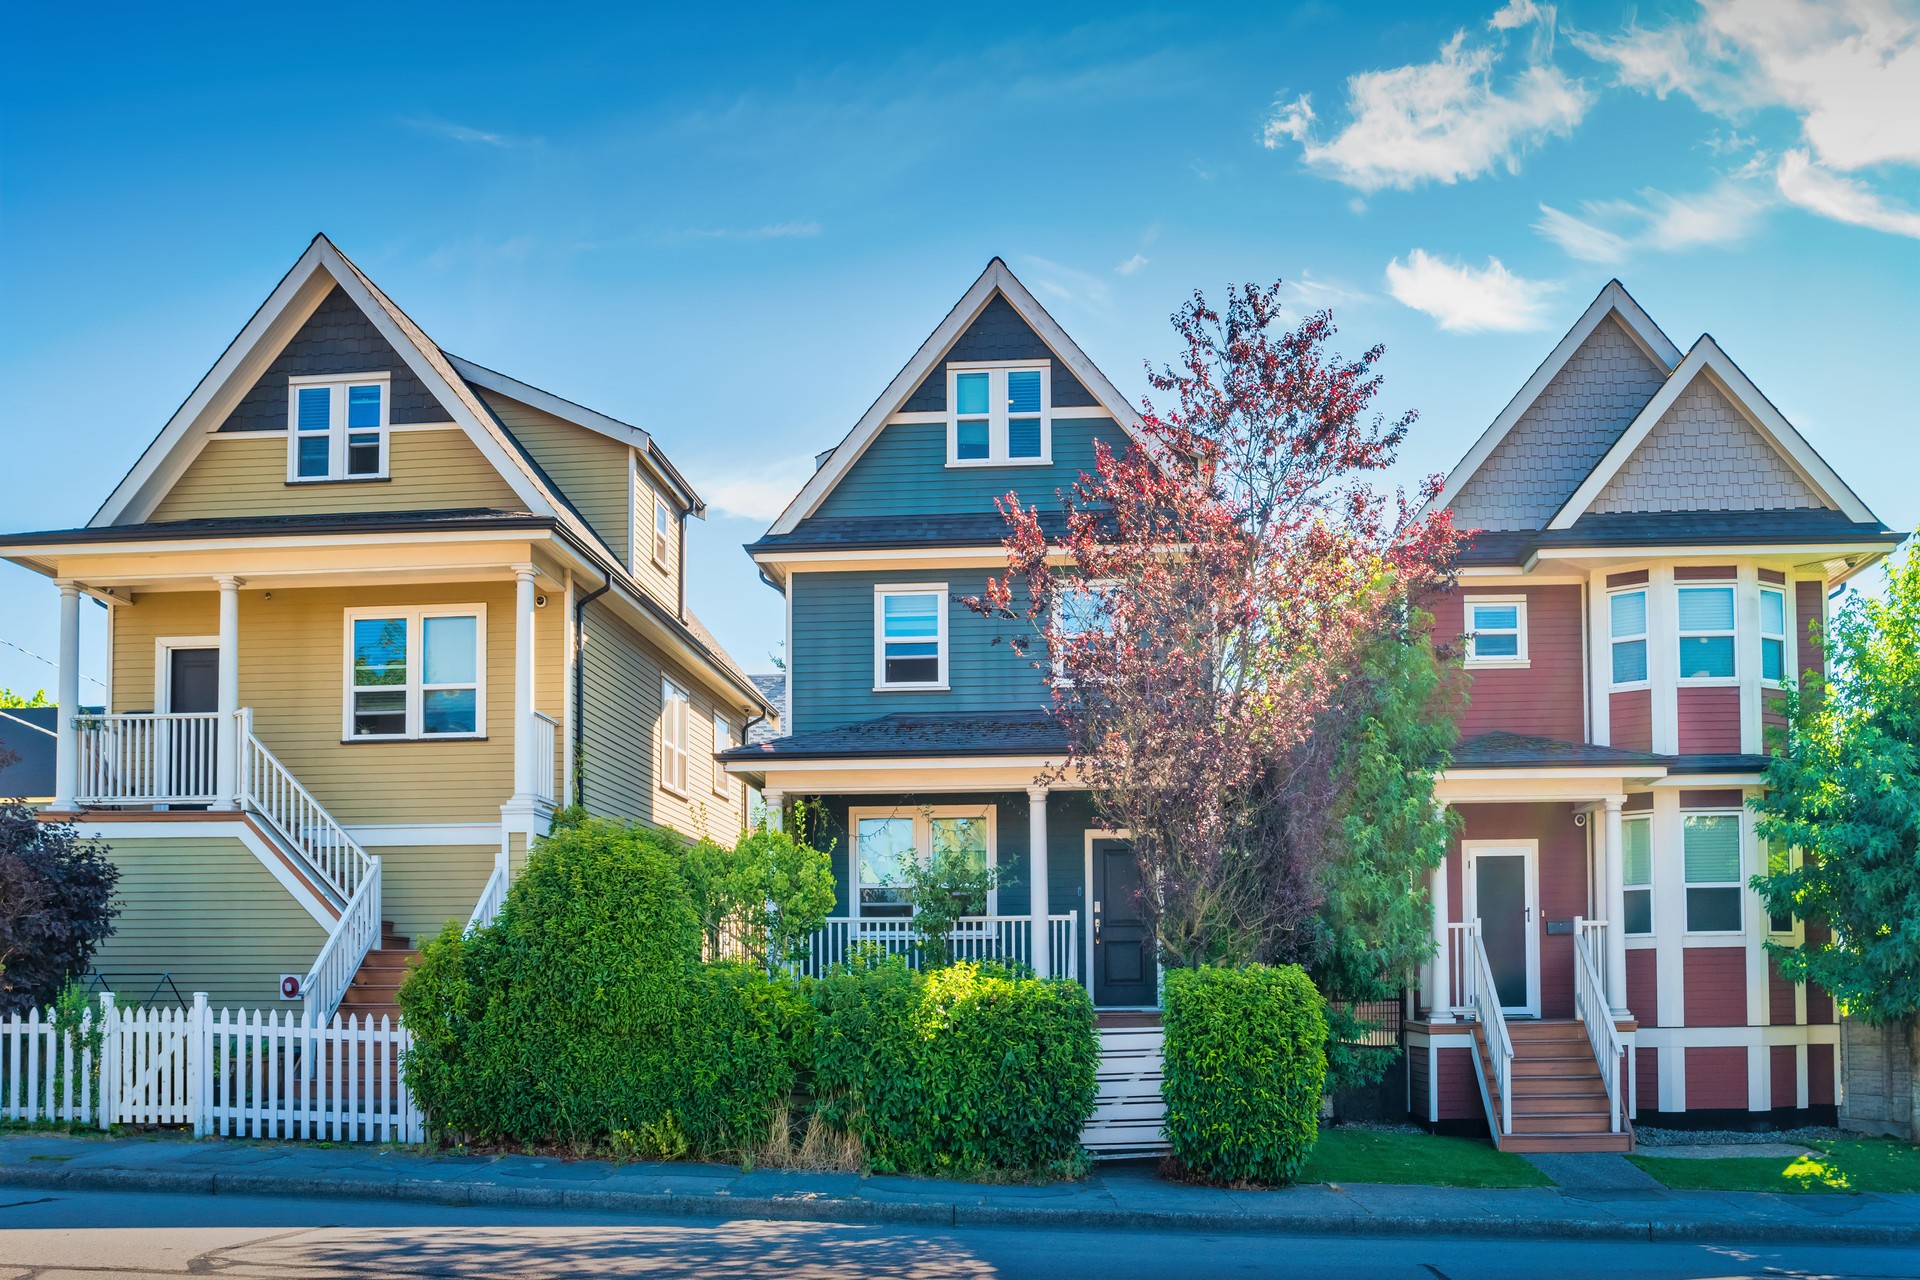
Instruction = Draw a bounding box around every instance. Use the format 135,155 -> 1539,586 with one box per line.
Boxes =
109,1001 -> 195,1126
1082,1025 -> 1168,1157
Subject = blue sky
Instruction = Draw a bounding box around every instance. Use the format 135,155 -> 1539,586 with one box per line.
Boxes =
2,0 -> 1915,697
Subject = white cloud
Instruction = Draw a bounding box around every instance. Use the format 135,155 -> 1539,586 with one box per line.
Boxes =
1265,17 -> 1590,192
1535,182 -> 1772,263
1287,272 -> 1375,309
1116,253 -> 1149,275
684,221 -> 822,241
693,463 -> 814,522
404,118 -> 526,147
1568,22 -> 1700,101
1534,204 -> 1635,263
1776,148 -> 1920,238
1023,255 -> 1114,313
1384,250 -> 1559,332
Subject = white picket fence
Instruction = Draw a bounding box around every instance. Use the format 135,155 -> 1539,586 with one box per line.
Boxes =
1,994 -> 422,1143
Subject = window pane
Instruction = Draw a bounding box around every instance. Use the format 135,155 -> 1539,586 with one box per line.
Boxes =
1058,584 -> 1110,636
956,419 -> 989,459
352,689 -> 406,737
1679,635 -> 1735,678
954,372 -> 990,417
1686,886 -> 1743,932
297,435 -> 330,478
1624,887 -> 1652,936
297,386 -> 330,432
1762,637 -> 1785,682
1769,909 -> 1793,934
1677,586 -> 1734,632
656,503 -> 671,536
1683,815 -> 1741,882
423,615 -> 477,685
1006,369 -> 1041,414
1471,605 -> 1518,631
1008,417 -> 1042,458
1474,632 -> 1519,658
883,592 -> 939,639
858,817 -> 915,888
1622,818 -> 1652,886
930,816 -> 989,872
1610,590 -> 1646,638
1612,638 -> 1647,684
1761,589 -> 1786,636
347,433 -> 380,476
423,688 -> 476,735
347,384 -> 381,429
352,618 -> 407,687
884,654 -> 940,684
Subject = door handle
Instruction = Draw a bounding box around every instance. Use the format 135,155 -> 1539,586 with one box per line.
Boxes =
1094,900 -> 1103,943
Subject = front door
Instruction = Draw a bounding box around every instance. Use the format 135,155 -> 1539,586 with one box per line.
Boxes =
162,647 -> 219,805
1091,837 -> 1155,1007
1467,846 -> 1538,1017
166,648 -> 219,715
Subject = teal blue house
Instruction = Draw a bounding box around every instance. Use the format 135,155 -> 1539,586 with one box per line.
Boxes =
722,260 -> 1158,1007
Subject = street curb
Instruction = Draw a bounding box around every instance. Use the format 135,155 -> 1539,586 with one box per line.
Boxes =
2,1164 -> 1915,1246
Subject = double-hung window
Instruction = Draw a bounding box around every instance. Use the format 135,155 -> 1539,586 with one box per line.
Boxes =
289,373 -> 389,482
1622,814 -> 1653,935
712,712 -> 733,797
1464,596 -> 1528,667
1052,579 -> 1115,682
1764,839 -> 1797,934
660,679 -> 690,795
1610,589 -> 1648,686
1682,812 -> 1744,933
653,495 -> 672,569
1677,585 -> 1737,680
1760,586 -> 1788,683
947,363 -> 1050,465
874,585 -> 947,689
345,606 -> 484,739
851,805 -> 995,919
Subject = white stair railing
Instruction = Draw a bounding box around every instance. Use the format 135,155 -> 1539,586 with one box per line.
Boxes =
1466,920 -> 1514,1138
301,861 -> 382,1023
1573,915 -> 1627,1135
73,712 -> 222,806
465,849 -> 511,934
236,709 -> 373,905
1443,921 -> 1476,1016
530,711 -> 558,807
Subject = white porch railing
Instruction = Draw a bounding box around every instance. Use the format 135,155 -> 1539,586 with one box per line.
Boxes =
1441,920 -> 1475,1017
465,849 -> 510,934
1578,917 -> 1610,1007
1464,920 -> 1514,1138
238,709 -> 374,906
530,711 -> 558,807
1573,915 -> 1627,1135
793,914 -> 1079,980
73,712 -> 222,806
1049,910 -> 1081,981
300,863 -> 382,1022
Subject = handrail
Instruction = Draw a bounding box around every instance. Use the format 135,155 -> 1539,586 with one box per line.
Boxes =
237,709 -> 374,904
301,860 -> 381,1023
465,849 -> 510,934
1443,920 -> 1475,1016
1466,920 -> 1514,1138
1573,915 -> 1626,1134
73,712 -> 223,806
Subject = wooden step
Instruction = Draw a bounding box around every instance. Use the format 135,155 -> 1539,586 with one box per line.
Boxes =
1499,1131 -> 1633,1154
1508,1021 -> 1589,1038
1510,1075 -> 1607,1098
1512,1092 -> 1613,1115
1513,1111 -> 1614,1134
1513,1056 -> 1602,1078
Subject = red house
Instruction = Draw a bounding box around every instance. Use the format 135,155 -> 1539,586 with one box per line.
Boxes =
1409,281 -> 1902,1150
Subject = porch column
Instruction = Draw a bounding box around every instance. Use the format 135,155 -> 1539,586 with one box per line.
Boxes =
511,565 -> 537,803
1429,859 -> 1451,1022
1603,796 -> 1630,1017
762,788 -> 785,832
1028,786 -> 1050,978
214,575 -> 241,809
52,581 -> 80,810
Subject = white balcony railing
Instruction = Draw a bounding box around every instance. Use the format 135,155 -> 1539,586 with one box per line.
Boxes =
791,915 -> 1079,981
73,713 -> 223,806
530,711 -> 559,807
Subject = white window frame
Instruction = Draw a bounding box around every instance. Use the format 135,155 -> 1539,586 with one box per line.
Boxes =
653,493 -> 673,570
1463,594 -> 1529,668
1760,585 -> 1788,687
1681,809 -> 1746,936
873,584 -> 949,691
288,372 -> 391,483
712,711 -> 733,798
341,604 -> 487,741
945,360 -> 1052,467
1763,838 -> 1801,938
848,804 -> 998,921
1676,582 -> 1739,685
1622,813 -> 1654,937
660,679 -> 690,797
1051,578 -> 1117,684
1609,587 -> 1650,690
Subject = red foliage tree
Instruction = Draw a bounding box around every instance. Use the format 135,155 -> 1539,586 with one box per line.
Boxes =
971,283 -> 1462,967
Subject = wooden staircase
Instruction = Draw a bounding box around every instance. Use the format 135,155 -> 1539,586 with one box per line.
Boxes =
336,923 -> 418,1025
1474,1019 -> 1632,1153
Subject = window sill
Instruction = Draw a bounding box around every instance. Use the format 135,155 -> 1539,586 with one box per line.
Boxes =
873,684 -> 949,693
661,784 -> 690,800
1681,932 -> 1746,942
945,457 -> 1052,469
341,734 -> 488,745
1610,682 -> 1651,693
1677,678 -> 1740,688
289,475 -> 391,486
1465,659 -> 1531,670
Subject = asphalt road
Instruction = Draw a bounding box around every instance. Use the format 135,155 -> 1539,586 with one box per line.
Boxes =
0,1188 -> 1914,1279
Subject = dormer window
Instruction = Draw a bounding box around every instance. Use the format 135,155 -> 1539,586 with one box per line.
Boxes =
288,373 -> 388,482
947,362 -> 1050,466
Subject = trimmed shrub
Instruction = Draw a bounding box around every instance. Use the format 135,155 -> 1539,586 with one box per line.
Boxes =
812,954 -> 1097,1176
1162,964 -> 1328,1186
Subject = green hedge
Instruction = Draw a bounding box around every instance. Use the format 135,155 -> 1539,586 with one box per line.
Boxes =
398,820 -> 810,1155
1162,965 -> 1328,1185
812,955 -> 1098,1176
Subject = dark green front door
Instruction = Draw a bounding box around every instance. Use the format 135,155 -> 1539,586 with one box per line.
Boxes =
1091,838 -> 1155,1007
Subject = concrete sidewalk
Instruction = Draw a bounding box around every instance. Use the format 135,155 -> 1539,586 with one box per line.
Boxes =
2,1133 -> 1915,1246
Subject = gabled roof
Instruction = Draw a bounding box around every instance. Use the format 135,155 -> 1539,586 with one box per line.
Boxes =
763,258 -> 1152,538
1547,334 -> 1877,529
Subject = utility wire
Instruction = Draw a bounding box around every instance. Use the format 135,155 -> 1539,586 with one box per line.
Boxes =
0,635 -> 107,691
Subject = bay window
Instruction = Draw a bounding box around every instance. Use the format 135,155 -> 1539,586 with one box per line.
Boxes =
1677,585 -> 1737,680
1761,586 -> 1787,683
1622,815 -> 1652,935
1610,589 -> 1648,686
345,606 -> 484,740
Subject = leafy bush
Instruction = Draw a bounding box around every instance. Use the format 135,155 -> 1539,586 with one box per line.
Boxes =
684,812 -> 836,968
0,802 -> 119,1016
399,818 -> 803,1155
812,953 -> 1097,1176
1162,964 -> 1328,1186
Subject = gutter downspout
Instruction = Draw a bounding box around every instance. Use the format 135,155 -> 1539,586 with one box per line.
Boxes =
572,579 -> 613,810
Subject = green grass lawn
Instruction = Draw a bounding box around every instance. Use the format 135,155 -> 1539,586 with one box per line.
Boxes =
1301,1128 -> 1552,1188
1628,1138 -> 1920,1195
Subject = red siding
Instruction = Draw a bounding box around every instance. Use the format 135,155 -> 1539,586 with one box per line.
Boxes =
1768,956 -> 1797,1025
1687,1046 -> 1749,1109
1437,1047 -> 1486,1121
1626,950 -> 1659,1026
1804,920 -> 1835,1024
1808,1044 -> 1835,1105
1410,1045 -> 1431,1120
1680,789 -> 1745,809
1674,566 -> 1736,581
1636,1046 -> 1659,1113
1678,686 -> 1741,754
1684,948 -> 1748,1027
1433,586 -> 1586,741
1611,689 -> 1652,751
1455,803 -> 1585,1018
1796,581 -> 1825,682
1762,692 -> 1788,754
1770,1045 -> 1796,1108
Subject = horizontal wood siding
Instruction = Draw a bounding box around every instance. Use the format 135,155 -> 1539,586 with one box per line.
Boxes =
1770,1044 -> 1796,1109
1768,955 -> 1797,1025
811,417 -> 1131,522
1626,949 -> 1659,1027
1611,689 -> 1652,751
1677,686 -> 1740,754
1796,581 -> 1825,681
1685,1045 -> 1748,1110
89,836 -> 328,1009
1410,1046 -> 1431,1122
150,430 -> 520,521
1808,1043 -> 1835,1105
1682,948 -> 1747,1028
1436,1046 -> 1484,1121
1431,585 -> 1584,740
1636,1046 -> 1659,1113
380,843 -> 497,945
629,475 -> 682,619
481,391 -> 631,566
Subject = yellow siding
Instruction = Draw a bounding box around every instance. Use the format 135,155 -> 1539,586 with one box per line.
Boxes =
89,835 -> 328,1010
379,843 -> 497,945
630,474 -> 683,618
480,391 -> 632,565
149,429 -> 521,521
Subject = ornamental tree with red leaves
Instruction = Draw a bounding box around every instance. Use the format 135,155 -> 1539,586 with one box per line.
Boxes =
969,282 -> 1462,971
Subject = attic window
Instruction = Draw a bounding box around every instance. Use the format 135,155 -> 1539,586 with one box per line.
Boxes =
288,373 -> 389,482
946,362 -> 1050,466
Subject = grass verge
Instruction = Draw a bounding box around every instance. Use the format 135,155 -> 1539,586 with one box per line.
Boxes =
1301,1127 -> 1553,1188
1628,1138 -> 1920,1195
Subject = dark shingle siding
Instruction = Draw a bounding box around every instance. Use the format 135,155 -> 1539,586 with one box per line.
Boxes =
899,294 -> 1099,412
723,710 -> 1066,760
219,286 -> 450,431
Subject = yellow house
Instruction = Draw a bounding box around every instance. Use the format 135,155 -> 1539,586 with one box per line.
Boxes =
0,235 -> 771,1020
